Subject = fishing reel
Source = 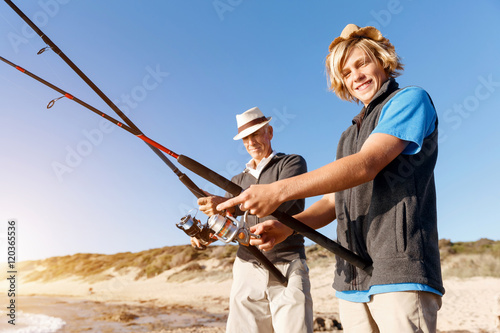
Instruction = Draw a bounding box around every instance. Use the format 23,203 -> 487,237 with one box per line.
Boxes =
177,210 -> 259,248
207,211 -> 260,246
176,210 -> 214,250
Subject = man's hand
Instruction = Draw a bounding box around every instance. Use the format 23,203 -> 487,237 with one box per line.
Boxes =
216,183 -> 283,217
249,220 -> 293,251
190,236 -> 206,250
198,195 -> 232,216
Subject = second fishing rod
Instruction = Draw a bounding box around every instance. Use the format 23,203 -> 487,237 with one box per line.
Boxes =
1,55 -> 289,286
3,0 -> 372,273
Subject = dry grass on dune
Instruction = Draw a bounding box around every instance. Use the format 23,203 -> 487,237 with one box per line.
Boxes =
439,238 -> 500,278
16,238 -> 500,284
20,244 -> 238,283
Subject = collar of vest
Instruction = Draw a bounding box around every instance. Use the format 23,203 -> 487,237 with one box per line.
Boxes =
352,78 -> 400,127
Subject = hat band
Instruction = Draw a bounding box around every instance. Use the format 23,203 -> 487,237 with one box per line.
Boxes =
237,116 -> 268,134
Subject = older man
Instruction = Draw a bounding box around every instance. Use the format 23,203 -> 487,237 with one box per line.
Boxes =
219,25 -> 444,332
193,107 -> 313,333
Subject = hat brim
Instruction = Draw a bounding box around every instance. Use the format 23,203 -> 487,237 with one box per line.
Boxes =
233,117 -> 272,140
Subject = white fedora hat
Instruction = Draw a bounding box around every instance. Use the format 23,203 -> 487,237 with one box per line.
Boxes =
233,107 -> 272,140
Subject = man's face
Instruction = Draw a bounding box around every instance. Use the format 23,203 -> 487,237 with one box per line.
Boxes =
342,46 -> 389,106
242,125 -> 273,162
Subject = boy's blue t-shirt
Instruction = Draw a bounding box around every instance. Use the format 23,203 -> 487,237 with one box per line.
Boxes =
372,86 -> 436,155
336,283 -> 443,303
336,86 -> 439,303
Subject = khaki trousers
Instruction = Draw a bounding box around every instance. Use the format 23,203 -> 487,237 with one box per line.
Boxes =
226,257 -> 313,333
339,290 -> 442,333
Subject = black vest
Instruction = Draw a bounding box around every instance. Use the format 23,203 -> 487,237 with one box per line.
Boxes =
334,79 -> 444,294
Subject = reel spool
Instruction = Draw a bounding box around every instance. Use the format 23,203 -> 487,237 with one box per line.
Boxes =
176,210 -> 212,248
207,211 -> 259,246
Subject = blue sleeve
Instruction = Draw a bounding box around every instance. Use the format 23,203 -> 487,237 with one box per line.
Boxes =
371,87 -> 437,155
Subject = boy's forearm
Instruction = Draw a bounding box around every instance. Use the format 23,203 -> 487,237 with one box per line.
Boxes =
293,193 -> 336,230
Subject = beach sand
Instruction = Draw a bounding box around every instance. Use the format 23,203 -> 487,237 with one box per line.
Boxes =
1,261 -> 499,332
0,295 -> 226,333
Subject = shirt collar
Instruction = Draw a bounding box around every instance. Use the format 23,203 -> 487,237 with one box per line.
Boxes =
244,150 -> 277,179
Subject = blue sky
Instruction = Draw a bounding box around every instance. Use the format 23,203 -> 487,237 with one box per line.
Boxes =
1,1 -> 499,261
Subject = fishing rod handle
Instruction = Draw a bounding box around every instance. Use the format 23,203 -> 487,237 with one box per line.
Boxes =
179,174 -> 206,199
144,144 -> 205,198
177,155 -> 242,196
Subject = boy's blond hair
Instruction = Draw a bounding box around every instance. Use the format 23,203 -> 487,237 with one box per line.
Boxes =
326,31 -> 404,103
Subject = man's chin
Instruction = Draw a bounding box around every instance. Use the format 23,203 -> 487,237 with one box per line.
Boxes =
250,153 -> 264,160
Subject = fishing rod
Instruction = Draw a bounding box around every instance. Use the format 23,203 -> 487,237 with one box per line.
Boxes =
2,0 -> 238,204
0,55 -> 205,200
3,0 -> 372,273
2,0 -> 193,192
3,1 -> 289,285
0,55 -> 288,285
1,54 -> 371,272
